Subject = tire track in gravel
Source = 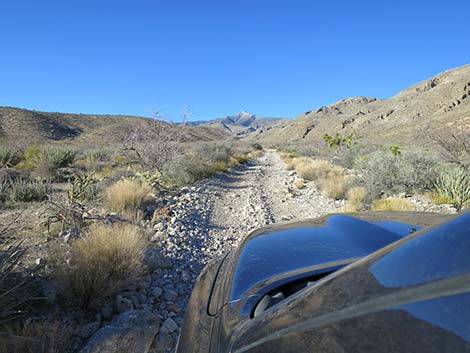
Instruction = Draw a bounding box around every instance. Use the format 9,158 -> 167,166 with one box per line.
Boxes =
146,150 -> 343,351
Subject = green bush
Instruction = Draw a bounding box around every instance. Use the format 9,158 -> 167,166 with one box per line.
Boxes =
0,147 -> 21,168
8,179 -> 50,203
24,145 -> 43,165
434,165 -> 470,211
356,150 -> 440,200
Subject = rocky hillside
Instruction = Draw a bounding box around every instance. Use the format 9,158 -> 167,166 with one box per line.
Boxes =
186,111 -> 290,136
251,64 -> 470,150
0,107 -> 226,147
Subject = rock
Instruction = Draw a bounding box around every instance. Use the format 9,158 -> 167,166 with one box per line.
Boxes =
116,296 -> 133,313
151,287 -> 163,298
160,318 -> 178,334
101,303 -> 115,321
152,331 -> 174,353
80,320 -> 101,338
163,288 -> 178,301
143,247 -> 173,270
180,270 -> 191,282
80,310 -> 160,353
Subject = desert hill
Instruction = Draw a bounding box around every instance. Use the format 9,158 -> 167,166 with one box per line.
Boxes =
251,64 -> 470,150
0,106 -> 226,147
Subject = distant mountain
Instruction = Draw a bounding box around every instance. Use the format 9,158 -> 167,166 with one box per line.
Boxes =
252,64 -> 470,150
0,107 -> 226,148
185,111 -> 290,136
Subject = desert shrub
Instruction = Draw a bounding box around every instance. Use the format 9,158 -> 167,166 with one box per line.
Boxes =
83,149 -> 112,163
0,320 -> 76,353
196,143 -> 232,164
162,154 -> 213,186
0,147 -> 21,168
356,150 -> 440,200
61,223 -> 146,308
433,165 -> 470,211
68,172 -> 97,203
8,179 -> 50,203
372,197 -> 414,211
103,179 -> 152,214
344,186 -> 368,212
252,143 -> 263,151
24,146 -> 42,166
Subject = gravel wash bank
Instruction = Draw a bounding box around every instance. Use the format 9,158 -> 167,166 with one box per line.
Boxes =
81,150 -> 342,353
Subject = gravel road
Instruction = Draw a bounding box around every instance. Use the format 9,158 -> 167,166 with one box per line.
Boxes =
137,150 -> 343,351
83,150 -> 343,352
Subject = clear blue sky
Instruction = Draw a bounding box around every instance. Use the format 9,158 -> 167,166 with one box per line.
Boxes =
1,0 -> 469,120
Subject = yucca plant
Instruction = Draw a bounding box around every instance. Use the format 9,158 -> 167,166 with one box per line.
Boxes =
0,147 -> 21,168
8,179 -> 50,203
0,220 -> 39,325
434,165 -> 470,211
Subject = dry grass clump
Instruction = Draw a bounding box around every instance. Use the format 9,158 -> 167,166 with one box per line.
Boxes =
0,320 -> 77,353
61,223 -> 146,308
344,186 -> 368,212
372,197 -> 414,211
288,157 -> 347,199
103,179 -> 152,215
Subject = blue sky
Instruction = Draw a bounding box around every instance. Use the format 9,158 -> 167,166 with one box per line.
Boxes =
1,0 -> 469,121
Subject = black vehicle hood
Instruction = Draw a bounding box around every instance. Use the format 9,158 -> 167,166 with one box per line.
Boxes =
230,214 -> 419,300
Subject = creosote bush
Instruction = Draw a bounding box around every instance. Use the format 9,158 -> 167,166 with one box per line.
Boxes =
103,179 -> 152,215
372,197 -> 414,211
356,150 -> 439,200
61,223 -> 146,308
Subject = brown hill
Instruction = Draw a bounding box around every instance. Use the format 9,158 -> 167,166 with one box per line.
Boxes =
251,64 -> 470,150
0,107 -> 226,148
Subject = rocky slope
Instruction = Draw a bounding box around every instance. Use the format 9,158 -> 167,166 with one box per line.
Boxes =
250,64 -> 470,150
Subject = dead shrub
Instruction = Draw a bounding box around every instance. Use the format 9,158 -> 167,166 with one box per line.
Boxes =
61,223 -> 146,308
